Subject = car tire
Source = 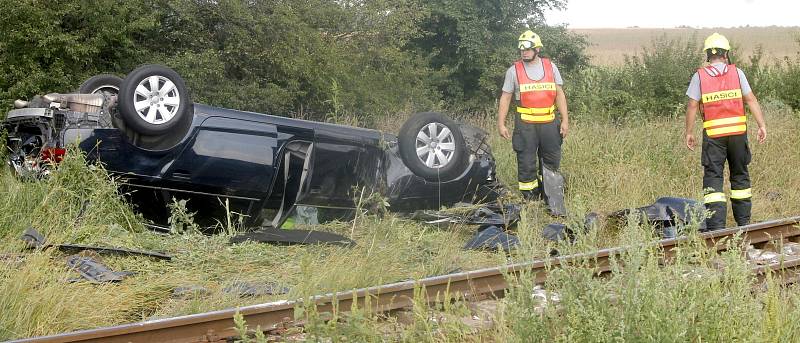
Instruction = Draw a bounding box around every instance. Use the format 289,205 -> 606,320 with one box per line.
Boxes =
397,112 -> 469,181
78,74 -> 123,95
117,65 -> 191,136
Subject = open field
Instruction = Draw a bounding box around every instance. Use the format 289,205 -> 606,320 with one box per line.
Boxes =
2,100 -> 799,340
575,27 -> 800,65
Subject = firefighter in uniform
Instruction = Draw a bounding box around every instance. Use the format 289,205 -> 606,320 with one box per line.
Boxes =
684,33 -> 767,230
497,30 -> 569,203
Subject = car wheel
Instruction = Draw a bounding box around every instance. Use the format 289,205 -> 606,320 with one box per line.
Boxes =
117,65 -> 191,136
78,74 -> 123,96
397,112 -> 469,181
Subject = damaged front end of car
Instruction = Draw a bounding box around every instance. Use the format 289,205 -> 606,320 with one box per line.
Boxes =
3,93 -> 117,178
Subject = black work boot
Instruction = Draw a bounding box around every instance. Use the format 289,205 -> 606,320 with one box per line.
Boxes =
703,202 -> 727,231
731,198 -> 751,227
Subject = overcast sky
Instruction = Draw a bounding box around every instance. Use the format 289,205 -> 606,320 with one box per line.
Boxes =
545,0 -> 800,28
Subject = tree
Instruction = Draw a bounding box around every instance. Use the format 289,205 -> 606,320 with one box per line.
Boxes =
0,0 -> 158,111
405,0 -> 588,112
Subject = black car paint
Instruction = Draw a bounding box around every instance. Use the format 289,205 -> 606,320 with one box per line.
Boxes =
16,103 -> 497,227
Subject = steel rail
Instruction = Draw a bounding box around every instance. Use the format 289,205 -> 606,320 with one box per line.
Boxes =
13,216 -> 800,343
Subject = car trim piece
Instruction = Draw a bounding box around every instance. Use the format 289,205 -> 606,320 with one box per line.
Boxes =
120,183 -> 260,201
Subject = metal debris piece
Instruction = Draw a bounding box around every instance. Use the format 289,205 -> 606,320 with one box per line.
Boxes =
463,225 -> 519,252
542,165 -> 567,217
414,202 -> 521,228
21,227 -> 172,260
66,255 -> 134,283
230,228 -> 355,247
55,244 -> 172,260
223,281 -> 290,297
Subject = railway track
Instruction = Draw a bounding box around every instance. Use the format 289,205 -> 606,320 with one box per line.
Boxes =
13,216 -> 800,343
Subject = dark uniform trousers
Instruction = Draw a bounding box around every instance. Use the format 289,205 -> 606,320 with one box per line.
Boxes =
701,132 -> 752,230
512,115 -> 562,200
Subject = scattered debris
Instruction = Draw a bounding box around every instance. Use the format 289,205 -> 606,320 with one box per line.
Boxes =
609,197 -> 706,234
542,212 -> 600,244
530,285 -> 560,313
66,255 -> 134,283
223,281 -> 290,297
413,203 -> 521,228
542,223 -> 572,243
463,225 -> 519,252
21,227 -> 172,260
230,228 -> 355,247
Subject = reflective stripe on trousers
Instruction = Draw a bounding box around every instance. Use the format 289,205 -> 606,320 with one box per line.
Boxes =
519,179 -> 539,191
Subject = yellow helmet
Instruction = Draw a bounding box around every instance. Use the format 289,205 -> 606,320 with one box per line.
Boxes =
518,30 -> 543,50
703,32 -> 730,54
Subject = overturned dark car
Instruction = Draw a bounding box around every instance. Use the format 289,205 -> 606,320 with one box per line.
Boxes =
3,65 -> 501,227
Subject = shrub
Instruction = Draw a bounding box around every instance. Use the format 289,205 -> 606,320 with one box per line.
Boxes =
567,34 -> 701,121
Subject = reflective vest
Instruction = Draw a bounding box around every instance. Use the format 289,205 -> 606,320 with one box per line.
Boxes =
515,58 -> 557,123
698,64 -> 746,138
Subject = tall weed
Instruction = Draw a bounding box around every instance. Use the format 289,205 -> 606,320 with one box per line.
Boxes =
502,219 -> 790,342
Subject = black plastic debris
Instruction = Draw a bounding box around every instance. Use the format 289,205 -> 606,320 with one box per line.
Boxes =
223,281 -> 290,297
413,203 -> 521,228
609,197 -> 706,233
21,227 -> 47,249
66,255 -> 134,283
21,227 -> 172,260
542,165 -> 567,217
542,223 -> 572,243
230,227 -> 355,247
463,225 -> 519,252
543,211 -> 600,244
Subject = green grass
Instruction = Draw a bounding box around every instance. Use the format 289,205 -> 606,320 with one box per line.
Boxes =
1,101 -> 799,340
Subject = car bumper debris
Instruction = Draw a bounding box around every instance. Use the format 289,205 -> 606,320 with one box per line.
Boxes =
66,255 -> 135,283
21,227 -> 172,260
463,225 -> 520,252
